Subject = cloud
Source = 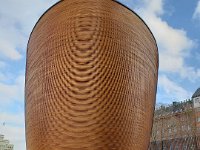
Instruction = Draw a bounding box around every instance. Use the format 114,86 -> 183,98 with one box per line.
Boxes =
119,0 -> 200,102
0,72 -> 8,82
193,0 -> 200,20
0,40 -> 22,60
0,61 -> 6,68
158,75 -> 192,101
132,0 -> 200,81
0,0 -> 58,60
143,0 -> 164,15
0,113 -> 24,127
0,74 -> 25,104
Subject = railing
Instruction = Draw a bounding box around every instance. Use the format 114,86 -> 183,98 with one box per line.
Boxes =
149,136 -> 198,150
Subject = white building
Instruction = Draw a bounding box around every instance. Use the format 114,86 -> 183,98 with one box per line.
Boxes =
0,135 -> 13,150
193,88 -> 200,108
192,88 -> 200,148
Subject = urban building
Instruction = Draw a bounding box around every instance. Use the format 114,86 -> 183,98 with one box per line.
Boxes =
0,135 -> 14,150
192,88 -> 200,148
150,88 -> 200,150
25,0 -> 158,149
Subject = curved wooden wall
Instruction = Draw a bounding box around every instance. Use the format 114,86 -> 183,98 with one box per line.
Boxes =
25,0 -> 159,149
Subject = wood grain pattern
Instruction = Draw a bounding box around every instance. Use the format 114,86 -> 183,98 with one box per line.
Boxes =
25,0 -> 159,149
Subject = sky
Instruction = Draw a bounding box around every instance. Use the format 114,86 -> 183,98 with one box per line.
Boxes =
0,0 -> 200,149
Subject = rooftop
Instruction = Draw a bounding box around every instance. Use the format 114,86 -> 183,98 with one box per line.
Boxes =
154,100 -> 193,117
192,88 -> 200,98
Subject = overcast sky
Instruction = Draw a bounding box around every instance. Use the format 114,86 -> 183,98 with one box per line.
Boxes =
0,0 -> 200,149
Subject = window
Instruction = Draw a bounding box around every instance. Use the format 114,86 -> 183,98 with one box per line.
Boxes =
196,97 -> 200,103
197,117 -> 200,122
196,107 -> 200,112
181,117 -> 184,121
197,127 -> 200,132
182,125 -> 185,130
169,129 -> 172,134
174,128 -> 177,132
156,131 -> 159,135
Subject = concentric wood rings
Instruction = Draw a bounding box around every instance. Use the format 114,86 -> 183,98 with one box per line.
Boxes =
25,0 -> 159,149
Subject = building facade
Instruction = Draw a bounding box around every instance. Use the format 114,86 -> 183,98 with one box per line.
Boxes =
0,135 -> 13,150
192,88 -> 200,148
25,0 -> 158,150
150,88 -> 200,150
